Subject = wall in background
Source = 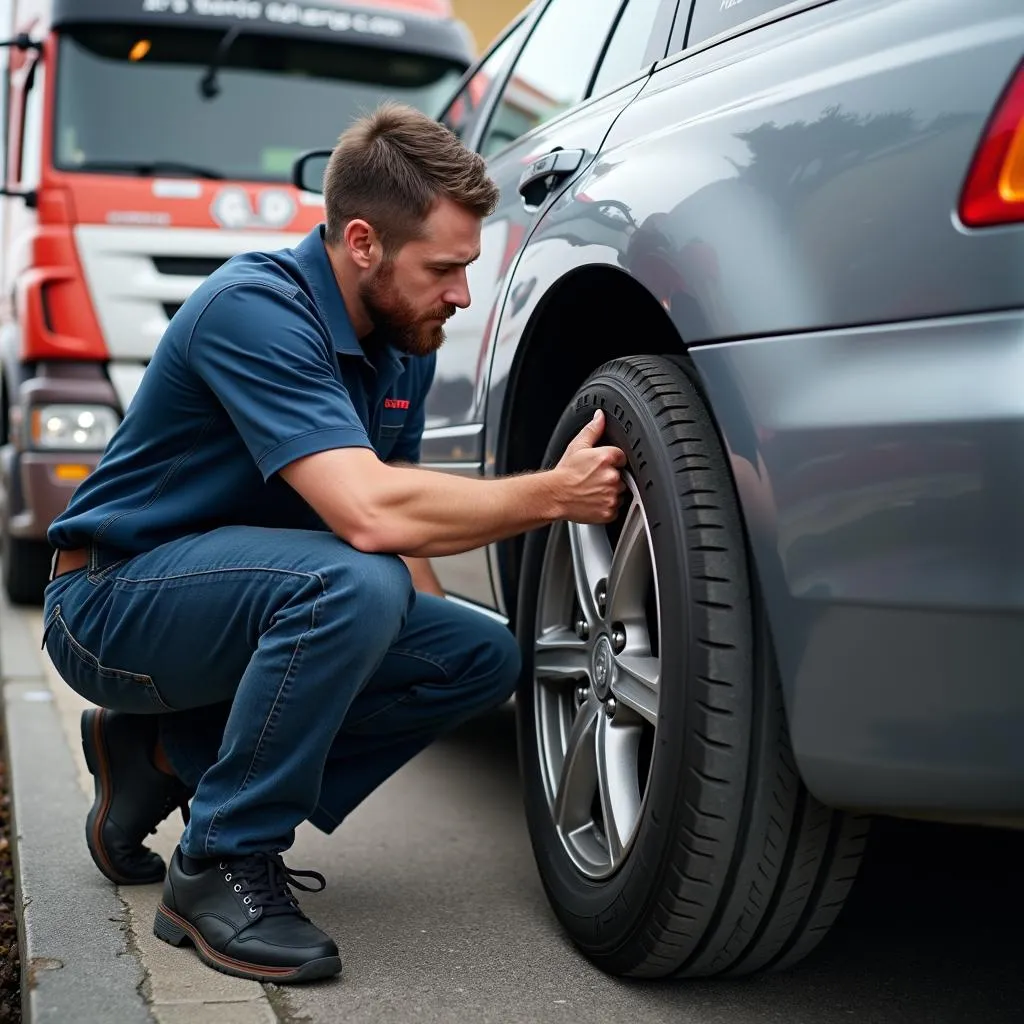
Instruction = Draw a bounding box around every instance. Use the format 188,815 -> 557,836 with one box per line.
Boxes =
451,0 -> 529,52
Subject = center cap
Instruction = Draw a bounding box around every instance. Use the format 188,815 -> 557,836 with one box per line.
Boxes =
592,636 -> 614,701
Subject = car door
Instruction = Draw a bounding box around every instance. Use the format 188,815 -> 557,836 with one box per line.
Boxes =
424,0 -> 679,609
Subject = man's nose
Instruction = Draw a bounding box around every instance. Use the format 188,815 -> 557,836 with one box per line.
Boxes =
444,270 -> 471,309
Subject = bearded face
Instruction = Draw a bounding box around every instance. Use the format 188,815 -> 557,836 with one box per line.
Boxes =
358,258 -> 456,358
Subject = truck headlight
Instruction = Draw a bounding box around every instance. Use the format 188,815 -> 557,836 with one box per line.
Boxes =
30,404 -> 120,451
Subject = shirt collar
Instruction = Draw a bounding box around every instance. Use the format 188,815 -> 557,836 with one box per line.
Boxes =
295,226 -> 411,376
294,224 -> 364,358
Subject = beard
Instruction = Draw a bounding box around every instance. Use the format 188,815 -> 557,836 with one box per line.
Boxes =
358,260 -> 455,358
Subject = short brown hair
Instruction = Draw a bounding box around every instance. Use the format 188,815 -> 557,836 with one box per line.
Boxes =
322,102 -> 499,253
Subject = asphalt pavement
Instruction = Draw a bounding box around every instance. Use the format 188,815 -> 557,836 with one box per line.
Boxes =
5,601 -> 1023,1024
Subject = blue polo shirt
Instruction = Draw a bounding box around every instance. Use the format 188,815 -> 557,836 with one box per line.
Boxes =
48,225 -> 436,556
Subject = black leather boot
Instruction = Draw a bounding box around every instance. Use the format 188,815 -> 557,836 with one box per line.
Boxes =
154,846 -> 342,983
81,709 -> 192,885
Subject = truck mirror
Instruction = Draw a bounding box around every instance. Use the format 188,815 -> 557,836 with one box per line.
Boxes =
0,187 -> 36,209
291,150 -> 332,195
0,33 -> 41,51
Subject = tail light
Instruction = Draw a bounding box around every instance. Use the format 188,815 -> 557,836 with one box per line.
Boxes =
960,60 -> 1024,227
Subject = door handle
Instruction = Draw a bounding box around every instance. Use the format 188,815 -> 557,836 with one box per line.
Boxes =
518,147 -> 586,205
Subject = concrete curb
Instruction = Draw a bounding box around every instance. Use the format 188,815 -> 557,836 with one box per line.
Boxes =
0,589 -> 281,1023
0,591 -> 152,1024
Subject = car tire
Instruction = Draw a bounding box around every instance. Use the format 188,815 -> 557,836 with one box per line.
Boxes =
515,354 -> 869,978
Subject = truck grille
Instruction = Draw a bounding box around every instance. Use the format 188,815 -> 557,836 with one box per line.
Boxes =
151,256 -> 228,277
75,224 -> 307,361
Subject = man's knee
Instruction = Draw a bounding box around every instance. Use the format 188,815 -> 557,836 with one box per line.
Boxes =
325,548 -> 413,639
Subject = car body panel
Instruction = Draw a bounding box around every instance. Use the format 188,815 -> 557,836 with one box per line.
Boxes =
579,0 -> 1024,344
426,0 -> 1024,816
692,312 -> 1024,813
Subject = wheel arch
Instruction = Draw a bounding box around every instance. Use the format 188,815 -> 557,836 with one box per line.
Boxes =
491,264 -> 687,628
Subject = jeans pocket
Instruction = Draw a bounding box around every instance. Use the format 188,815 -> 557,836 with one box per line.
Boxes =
43,604 -> 173,713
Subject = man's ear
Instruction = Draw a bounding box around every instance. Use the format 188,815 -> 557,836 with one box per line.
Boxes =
344,218 -> 378,270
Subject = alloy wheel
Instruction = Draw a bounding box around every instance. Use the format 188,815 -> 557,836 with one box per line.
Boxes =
532,474 -> 662,879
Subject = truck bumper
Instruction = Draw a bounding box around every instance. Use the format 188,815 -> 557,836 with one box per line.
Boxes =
3,447 -> 98,542
691,310 -> 1024,819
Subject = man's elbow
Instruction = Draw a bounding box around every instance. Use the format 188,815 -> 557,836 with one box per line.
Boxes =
336,507 -> 407,555
344,523 -> 391,554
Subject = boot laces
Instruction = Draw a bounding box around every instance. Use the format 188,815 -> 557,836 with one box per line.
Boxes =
219,853 -> 326,918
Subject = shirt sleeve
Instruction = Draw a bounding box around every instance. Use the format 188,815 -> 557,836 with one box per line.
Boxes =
186,281 -> 372,480
385,352 -> 437,466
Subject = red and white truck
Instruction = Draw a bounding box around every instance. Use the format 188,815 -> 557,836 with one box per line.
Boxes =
0,0 -> 474,602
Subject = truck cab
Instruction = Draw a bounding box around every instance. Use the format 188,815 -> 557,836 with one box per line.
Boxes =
0,0 -> 474,603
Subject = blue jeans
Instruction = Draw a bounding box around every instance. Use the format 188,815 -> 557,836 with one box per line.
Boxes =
42,527 -> 520,859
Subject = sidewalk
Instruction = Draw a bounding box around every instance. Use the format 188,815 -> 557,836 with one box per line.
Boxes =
0,585 -> 676,1024
0,587 -> 279,1024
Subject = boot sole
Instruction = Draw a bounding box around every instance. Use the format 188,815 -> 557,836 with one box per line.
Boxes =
154,904 -> 342,983
81,709 -> 166,886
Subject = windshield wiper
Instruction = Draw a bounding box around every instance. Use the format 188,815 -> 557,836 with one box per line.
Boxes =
200,25 -> 242,100
74,159 -> 223,180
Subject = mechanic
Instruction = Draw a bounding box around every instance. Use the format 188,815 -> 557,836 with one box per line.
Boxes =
41,103 -> 626,984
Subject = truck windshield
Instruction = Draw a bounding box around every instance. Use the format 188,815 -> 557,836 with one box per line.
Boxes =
54,24 -> 466,182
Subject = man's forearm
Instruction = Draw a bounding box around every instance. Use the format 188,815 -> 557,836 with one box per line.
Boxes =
280,412 -> 621,558
401,555 -> 445,596
355,466 -> 560,557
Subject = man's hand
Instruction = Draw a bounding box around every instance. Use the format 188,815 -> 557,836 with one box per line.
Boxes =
550,410 -> 627,523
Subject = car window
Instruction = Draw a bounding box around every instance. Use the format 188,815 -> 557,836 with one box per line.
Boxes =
589,0 -> 666,98
440,19 -> 529,144
479,0 -> 624,160
687,0 -> 799,47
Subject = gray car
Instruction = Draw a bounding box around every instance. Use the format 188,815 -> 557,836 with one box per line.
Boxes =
298,0 -> 1024,980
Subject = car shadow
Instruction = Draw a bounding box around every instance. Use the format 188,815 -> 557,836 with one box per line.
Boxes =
441,707 -> 1024,1024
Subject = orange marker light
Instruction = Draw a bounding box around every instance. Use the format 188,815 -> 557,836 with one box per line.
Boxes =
54,465 -> 90,482
129,39 -> 152,62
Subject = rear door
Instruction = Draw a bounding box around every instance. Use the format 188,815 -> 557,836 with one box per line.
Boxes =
426,0 -> 680,608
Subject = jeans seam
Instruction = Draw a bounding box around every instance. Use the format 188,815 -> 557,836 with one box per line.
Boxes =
114,566 -> 325,585
342,648 -> 451,731
87,558 -> 128,586
200,571 -> 325,856
387,647 -> 450,676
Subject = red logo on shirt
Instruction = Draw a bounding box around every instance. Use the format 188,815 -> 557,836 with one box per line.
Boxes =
384,398 -> 410,410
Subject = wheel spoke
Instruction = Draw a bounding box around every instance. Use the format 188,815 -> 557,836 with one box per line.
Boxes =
552,696 -> 600,834
534,627 -> 590,683
568,521 -> 612,625
536,474 -> 665,880
606,496 -> 650,624
596,713 -> 643,867
611,653 -> 660,726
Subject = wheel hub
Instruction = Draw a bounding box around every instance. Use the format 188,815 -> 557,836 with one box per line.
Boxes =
591,634 -> 614,701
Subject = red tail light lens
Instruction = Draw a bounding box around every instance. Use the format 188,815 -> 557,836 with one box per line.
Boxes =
960,61 -> 1024,227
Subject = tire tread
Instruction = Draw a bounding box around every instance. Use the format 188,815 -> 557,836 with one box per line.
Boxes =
516,354 -> 868,981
